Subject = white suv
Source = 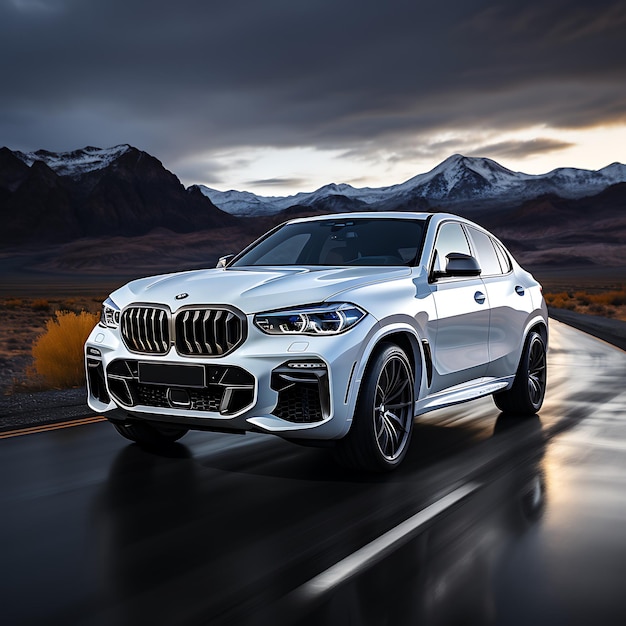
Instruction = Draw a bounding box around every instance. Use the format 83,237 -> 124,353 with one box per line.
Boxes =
85,212 -> 547,471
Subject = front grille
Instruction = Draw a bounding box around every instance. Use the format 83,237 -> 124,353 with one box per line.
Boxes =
121,306 -> 170,354
120,305 -> 247,357
175,308 -> 245,356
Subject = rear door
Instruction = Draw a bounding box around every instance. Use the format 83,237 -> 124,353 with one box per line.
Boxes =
465,226 -> 533,378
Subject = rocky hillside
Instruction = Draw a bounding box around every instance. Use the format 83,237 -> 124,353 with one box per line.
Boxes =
477,182 -> 626,267
0,145 -> 236,245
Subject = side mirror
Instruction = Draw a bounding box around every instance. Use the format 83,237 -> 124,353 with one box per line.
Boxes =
445,252 -> 481,277
216,254 -> 234,269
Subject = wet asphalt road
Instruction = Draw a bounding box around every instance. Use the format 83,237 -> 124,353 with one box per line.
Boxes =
1,320 -> 626,626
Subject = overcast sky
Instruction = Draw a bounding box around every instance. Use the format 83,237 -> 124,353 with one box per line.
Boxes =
1,0 -> 625,194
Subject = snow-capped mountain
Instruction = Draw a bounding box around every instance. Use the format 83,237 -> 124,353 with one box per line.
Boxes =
195,181 -> 382,216
195,154 -> 626,216
14,145 -> 132,178
3,144 -> 626,271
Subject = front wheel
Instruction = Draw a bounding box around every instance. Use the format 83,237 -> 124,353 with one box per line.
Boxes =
335,343 -> 415,472
111,420 -> 189,448
493,331 -> 547,415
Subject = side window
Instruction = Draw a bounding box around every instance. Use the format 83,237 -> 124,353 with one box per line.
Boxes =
493,239 -> 512,273
432,222 -> 471,274
467,227 -> 502,276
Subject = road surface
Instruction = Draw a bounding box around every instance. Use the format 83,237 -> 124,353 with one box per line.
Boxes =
1,320 -> 626,625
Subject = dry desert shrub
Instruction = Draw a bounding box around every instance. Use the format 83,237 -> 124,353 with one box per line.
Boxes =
591,290 -> 626,307
4,298 -> 24,310
545,288 -> 626,318
31,298 -> 51,312
31,311 -> 99,388
574,291 -> 591,306
544,292 -> 576,310
546,295 -> 567,309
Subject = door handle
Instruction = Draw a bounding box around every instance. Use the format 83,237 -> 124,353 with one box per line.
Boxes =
515,285 -> 525,296
474,291 -> 486,305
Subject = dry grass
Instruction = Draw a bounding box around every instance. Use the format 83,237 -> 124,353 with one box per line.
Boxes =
0,296 -> 102,394
544,288 -> 626,320
31,298 -> 51,312
4,298 -> 25,309
30,311 -> 100,388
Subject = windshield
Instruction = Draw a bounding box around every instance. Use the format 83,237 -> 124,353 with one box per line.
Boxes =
230,218 -> 426,267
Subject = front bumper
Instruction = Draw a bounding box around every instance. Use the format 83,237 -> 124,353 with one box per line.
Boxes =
85,315 -> 374,440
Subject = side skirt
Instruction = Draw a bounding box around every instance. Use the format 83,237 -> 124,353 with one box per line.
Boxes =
415,376 -> 514,416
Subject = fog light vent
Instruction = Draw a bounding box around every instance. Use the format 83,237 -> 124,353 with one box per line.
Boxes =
271,360 -> 330,423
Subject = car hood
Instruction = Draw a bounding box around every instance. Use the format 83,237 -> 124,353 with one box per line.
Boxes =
109,266 -> 412,314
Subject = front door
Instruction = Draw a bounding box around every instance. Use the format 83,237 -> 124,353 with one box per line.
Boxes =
427,221 -> 489,393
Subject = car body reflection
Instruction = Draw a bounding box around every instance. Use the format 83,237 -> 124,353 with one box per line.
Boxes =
294,415 -> 546,625
92,414 -> 546,625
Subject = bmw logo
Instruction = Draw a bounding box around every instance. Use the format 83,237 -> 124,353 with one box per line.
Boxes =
175,293 -> 189,300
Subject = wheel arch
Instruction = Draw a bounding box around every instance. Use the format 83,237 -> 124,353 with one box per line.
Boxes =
335,333 -> 419,471
493,317 -> 548,414
527,319 -> 548,349
350,327 -> 423,417
505,316 -> 548,390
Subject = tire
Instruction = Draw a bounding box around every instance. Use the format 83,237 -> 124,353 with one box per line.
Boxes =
335,343 -> 415,472
493,331 -> 547,415
111,420 -> 188,447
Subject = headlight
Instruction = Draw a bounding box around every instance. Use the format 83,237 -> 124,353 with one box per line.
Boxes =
254,303 -> 366,335
100,297 -> 121,328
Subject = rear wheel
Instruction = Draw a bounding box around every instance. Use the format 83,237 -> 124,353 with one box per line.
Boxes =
111,420 -> 188,447
493,331 -> 546,415
335,343 -> 415,472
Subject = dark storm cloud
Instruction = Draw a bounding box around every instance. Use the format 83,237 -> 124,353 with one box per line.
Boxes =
470,138 -> 575,159
166,157 -> 238,188
1,0 -> 625,182
246,178 -> 309,188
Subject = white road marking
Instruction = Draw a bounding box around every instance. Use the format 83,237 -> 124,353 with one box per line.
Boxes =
298,482 -> 481,599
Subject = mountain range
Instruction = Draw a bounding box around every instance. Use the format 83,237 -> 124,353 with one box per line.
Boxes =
1,144 -> 625,285
195,154 -> 626,216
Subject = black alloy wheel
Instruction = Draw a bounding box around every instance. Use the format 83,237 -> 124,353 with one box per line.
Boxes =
494,331 -> 547,415
335,343 -> 415,472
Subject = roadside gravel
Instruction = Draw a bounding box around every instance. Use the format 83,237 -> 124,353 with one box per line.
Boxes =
1,310 -> 625,433
0,387 -> 95,432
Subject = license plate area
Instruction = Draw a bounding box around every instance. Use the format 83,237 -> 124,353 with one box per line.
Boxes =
138,363 -> 206,388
